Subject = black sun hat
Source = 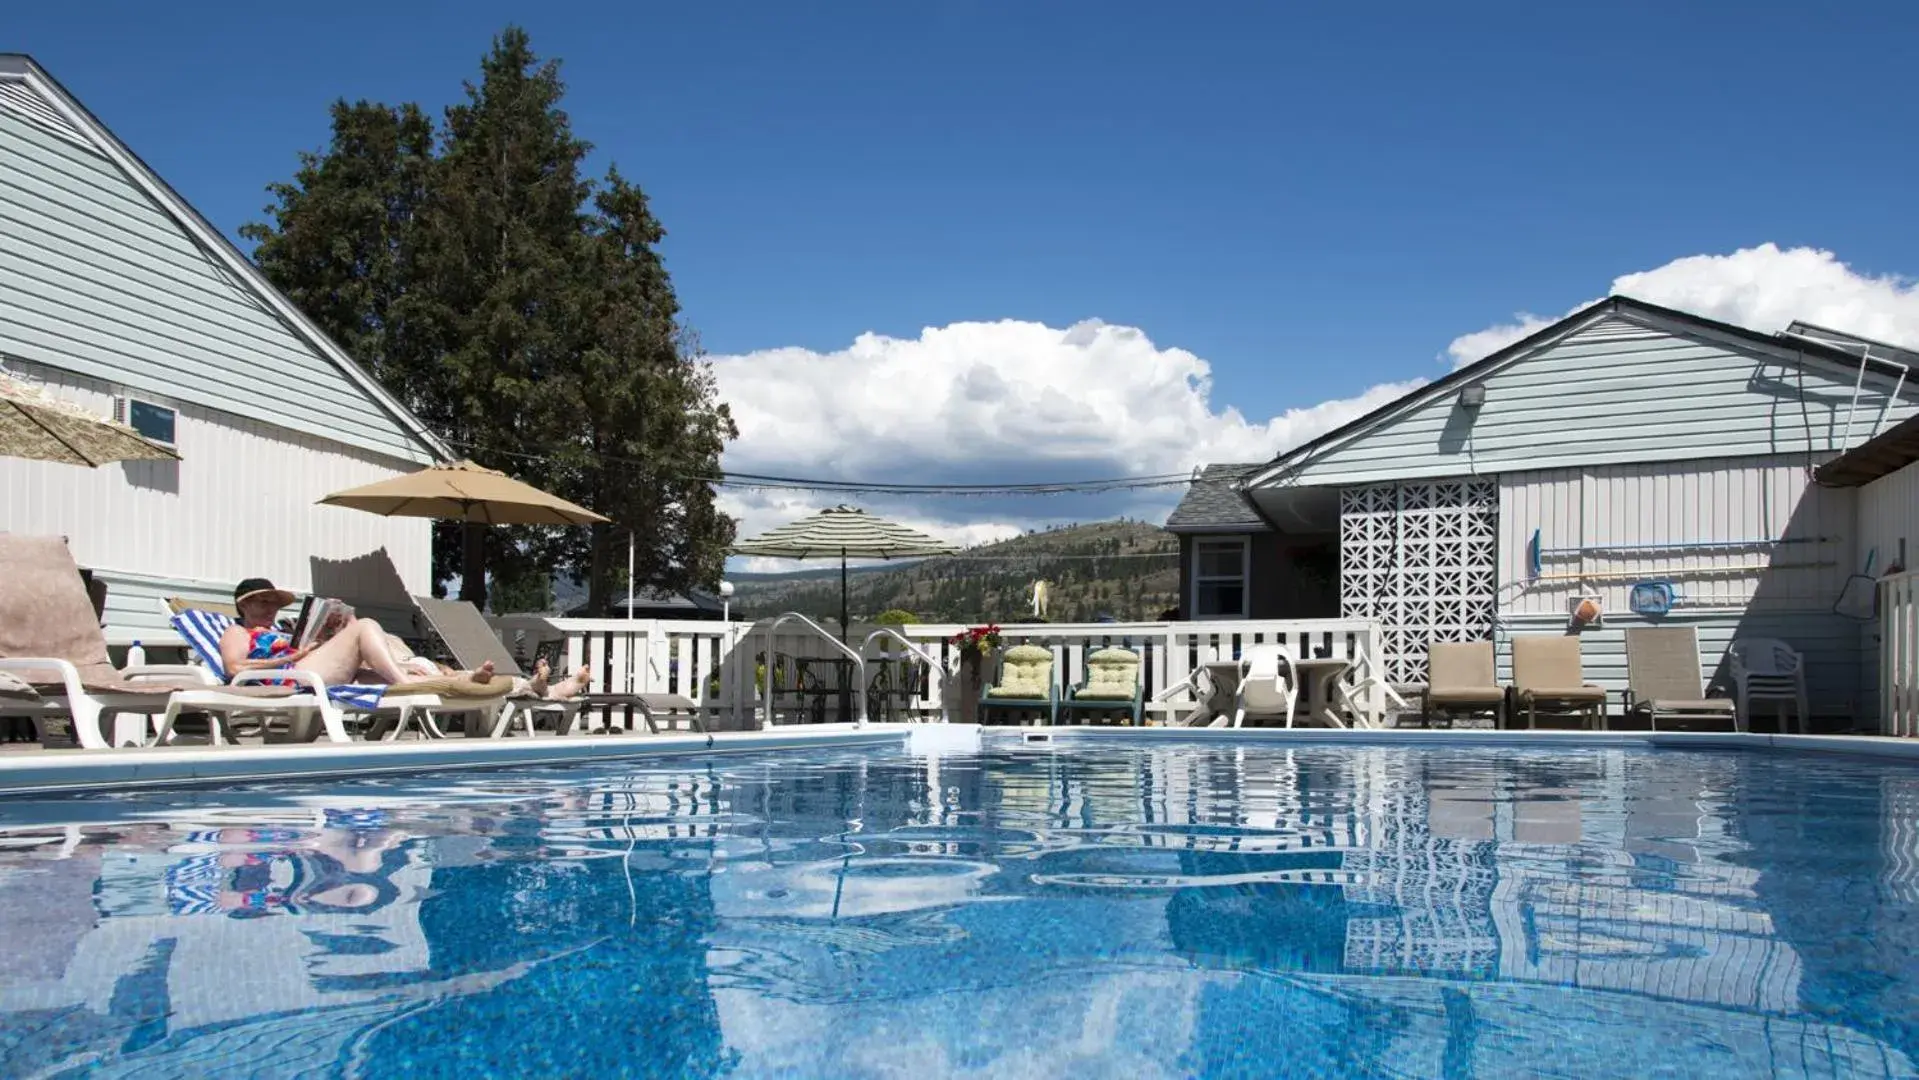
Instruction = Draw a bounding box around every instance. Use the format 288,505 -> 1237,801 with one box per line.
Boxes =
233,578 -> 296,609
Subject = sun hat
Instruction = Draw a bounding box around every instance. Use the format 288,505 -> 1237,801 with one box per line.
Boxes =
234,578 -> 296,609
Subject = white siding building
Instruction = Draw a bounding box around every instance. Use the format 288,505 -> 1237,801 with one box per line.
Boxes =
1168,296 -> 1919,721
0,55 -> 446,642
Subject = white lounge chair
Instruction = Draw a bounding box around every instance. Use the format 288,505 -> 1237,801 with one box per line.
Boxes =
1233,644 -> 1301,728
162,604 -> 510,743
0,535 -> 299,748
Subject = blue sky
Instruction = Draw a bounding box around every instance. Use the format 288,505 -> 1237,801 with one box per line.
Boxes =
12,2 -> 1919,544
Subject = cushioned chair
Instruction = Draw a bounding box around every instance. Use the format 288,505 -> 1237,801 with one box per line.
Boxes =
1063,647 -> 1144,725
1510,635 -> 1607,729
977,644 -> 1058,725
1423,641 -> 1506,727
0,535 -> 291,748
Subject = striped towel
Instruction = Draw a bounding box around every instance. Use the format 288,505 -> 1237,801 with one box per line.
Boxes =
170,609 -> 385,709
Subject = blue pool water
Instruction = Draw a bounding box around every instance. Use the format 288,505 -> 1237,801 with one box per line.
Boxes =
2,738 -> 1918,1078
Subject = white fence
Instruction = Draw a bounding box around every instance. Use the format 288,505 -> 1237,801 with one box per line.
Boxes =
1882,571 -> 1919,737
486,615 -> 1388,730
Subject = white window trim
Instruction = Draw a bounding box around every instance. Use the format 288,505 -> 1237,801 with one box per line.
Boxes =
1190,535 -> 1251,621
114,392 -> 179,448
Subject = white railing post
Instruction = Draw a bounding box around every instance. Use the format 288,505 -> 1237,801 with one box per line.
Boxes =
1884,572 -> 1919,737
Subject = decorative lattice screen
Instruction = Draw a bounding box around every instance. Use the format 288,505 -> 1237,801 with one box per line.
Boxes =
1340,479 -> 1497,684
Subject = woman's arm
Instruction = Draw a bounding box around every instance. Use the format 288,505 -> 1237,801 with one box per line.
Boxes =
219,625 -> 312,678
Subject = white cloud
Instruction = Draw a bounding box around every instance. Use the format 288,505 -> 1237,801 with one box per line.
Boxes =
1446,243 -> 1919,368
711,319 -> 1419,554
717,243 -> 1919,561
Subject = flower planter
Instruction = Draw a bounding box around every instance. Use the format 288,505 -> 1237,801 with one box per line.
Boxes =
952,650 -> 989,725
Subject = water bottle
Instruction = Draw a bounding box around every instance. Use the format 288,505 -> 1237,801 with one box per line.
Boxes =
127,640 -> 145,667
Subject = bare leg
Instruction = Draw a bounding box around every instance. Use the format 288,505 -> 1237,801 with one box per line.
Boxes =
545,664 -> 592,700
296,619 -> 409,686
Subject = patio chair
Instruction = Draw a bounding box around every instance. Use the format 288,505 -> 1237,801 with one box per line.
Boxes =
0,534 -> 295,749
421,599 -> 707,736
1422,641 -> 1505,727
413,597 -> 584,736
1729,637 -> 1809,734
162,603 -> 511,743
1623,626 -> 1738,731
1062,647 -> 1144,725
1510,635 -> 1608,729
1233,644 -> 1300,728
978,644 -> 1059,725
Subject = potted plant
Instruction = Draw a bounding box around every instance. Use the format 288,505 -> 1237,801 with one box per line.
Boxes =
947,623 -> 1002,724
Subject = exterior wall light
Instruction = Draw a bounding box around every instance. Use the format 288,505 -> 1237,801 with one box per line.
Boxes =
1459,383 -> 1486,409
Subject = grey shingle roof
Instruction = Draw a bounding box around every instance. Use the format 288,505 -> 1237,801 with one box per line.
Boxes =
1164,464 -> 1269,532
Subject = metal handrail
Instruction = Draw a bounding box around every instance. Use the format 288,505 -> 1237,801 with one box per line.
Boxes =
763,613 -> 869,728
860,628 -> 949,724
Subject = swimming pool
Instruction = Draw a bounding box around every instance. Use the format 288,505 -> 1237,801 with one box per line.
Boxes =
2,737 -> 1916,1078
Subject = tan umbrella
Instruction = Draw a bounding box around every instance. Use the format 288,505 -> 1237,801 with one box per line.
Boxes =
0,369 -> 179,467
318,459 -> 609,525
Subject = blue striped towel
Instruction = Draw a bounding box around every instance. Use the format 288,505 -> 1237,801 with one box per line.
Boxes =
170,608 -> 385,709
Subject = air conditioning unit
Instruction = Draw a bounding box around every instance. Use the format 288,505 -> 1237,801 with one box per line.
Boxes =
113,395 -> 178,447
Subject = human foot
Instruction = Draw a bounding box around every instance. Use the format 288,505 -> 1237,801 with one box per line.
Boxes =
525,658 -> 551,697
470,660 -> 495,684
547,665 -> 592,700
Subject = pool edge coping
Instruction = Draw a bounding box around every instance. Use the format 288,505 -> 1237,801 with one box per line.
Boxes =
0,726 -> 917,796
5,724 -> 1916,796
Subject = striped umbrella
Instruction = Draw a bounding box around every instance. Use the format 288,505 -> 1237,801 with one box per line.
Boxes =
733,505 -> 958,637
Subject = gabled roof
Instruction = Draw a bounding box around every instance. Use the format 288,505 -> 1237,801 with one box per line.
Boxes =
1816,411 -> 1919,487
1165,464 -> 1268,533
1241,294 -> 1911,491
0,53 -> 449,462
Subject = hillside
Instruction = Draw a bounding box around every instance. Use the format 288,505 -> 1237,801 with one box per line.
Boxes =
731,520 -> 1180,625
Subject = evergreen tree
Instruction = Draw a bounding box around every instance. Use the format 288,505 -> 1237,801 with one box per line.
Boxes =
244,26 -> 735,611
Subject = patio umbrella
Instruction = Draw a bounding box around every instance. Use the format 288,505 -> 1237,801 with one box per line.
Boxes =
318,459 -> 608,525
732,504 -> 958,637
319,459 -> 611,609
0,369 -> 179,467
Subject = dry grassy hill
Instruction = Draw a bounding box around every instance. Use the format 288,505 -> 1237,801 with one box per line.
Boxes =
731,520 -> 1179,625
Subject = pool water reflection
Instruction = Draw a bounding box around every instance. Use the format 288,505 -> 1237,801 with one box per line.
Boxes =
2,741 -> 1917,1077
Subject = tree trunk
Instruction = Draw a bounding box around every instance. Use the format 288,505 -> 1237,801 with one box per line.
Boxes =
459,522 -> 488,610
586,522 -> 611,616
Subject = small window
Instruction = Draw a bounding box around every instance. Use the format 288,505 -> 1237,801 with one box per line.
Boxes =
1192,537 -> 1249,619
117,397 -> 177,446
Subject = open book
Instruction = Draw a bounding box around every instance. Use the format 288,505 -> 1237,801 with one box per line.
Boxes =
289,596 -> 355,650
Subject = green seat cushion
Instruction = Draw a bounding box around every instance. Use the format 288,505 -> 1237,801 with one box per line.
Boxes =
988,644 -> 1054,699
1075,647 -> 1139,700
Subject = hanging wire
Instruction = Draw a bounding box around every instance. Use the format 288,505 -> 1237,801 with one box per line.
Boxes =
446,440 -> 1198,496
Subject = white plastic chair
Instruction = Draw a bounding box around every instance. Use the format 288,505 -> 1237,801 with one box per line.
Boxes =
1728,637 -> 1808,734
1233,644 -> 1301,728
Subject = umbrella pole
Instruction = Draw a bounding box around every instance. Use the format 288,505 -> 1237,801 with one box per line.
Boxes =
626,529 -> 635,620
840,549 -> 849,643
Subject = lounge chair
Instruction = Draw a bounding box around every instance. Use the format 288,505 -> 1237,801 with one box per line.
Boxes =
1729,637 -> 1809,734
1510,635 -> 1608,729
978,644 -> 1058,725
1062,647 -> 1144,725
1623,626 -> 1738,731
495,613 -> 710,734
1233,644 -> 1301,727
164,603 -> 511,743
1422,641 -> 1506,727
0,535 -> 292,748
